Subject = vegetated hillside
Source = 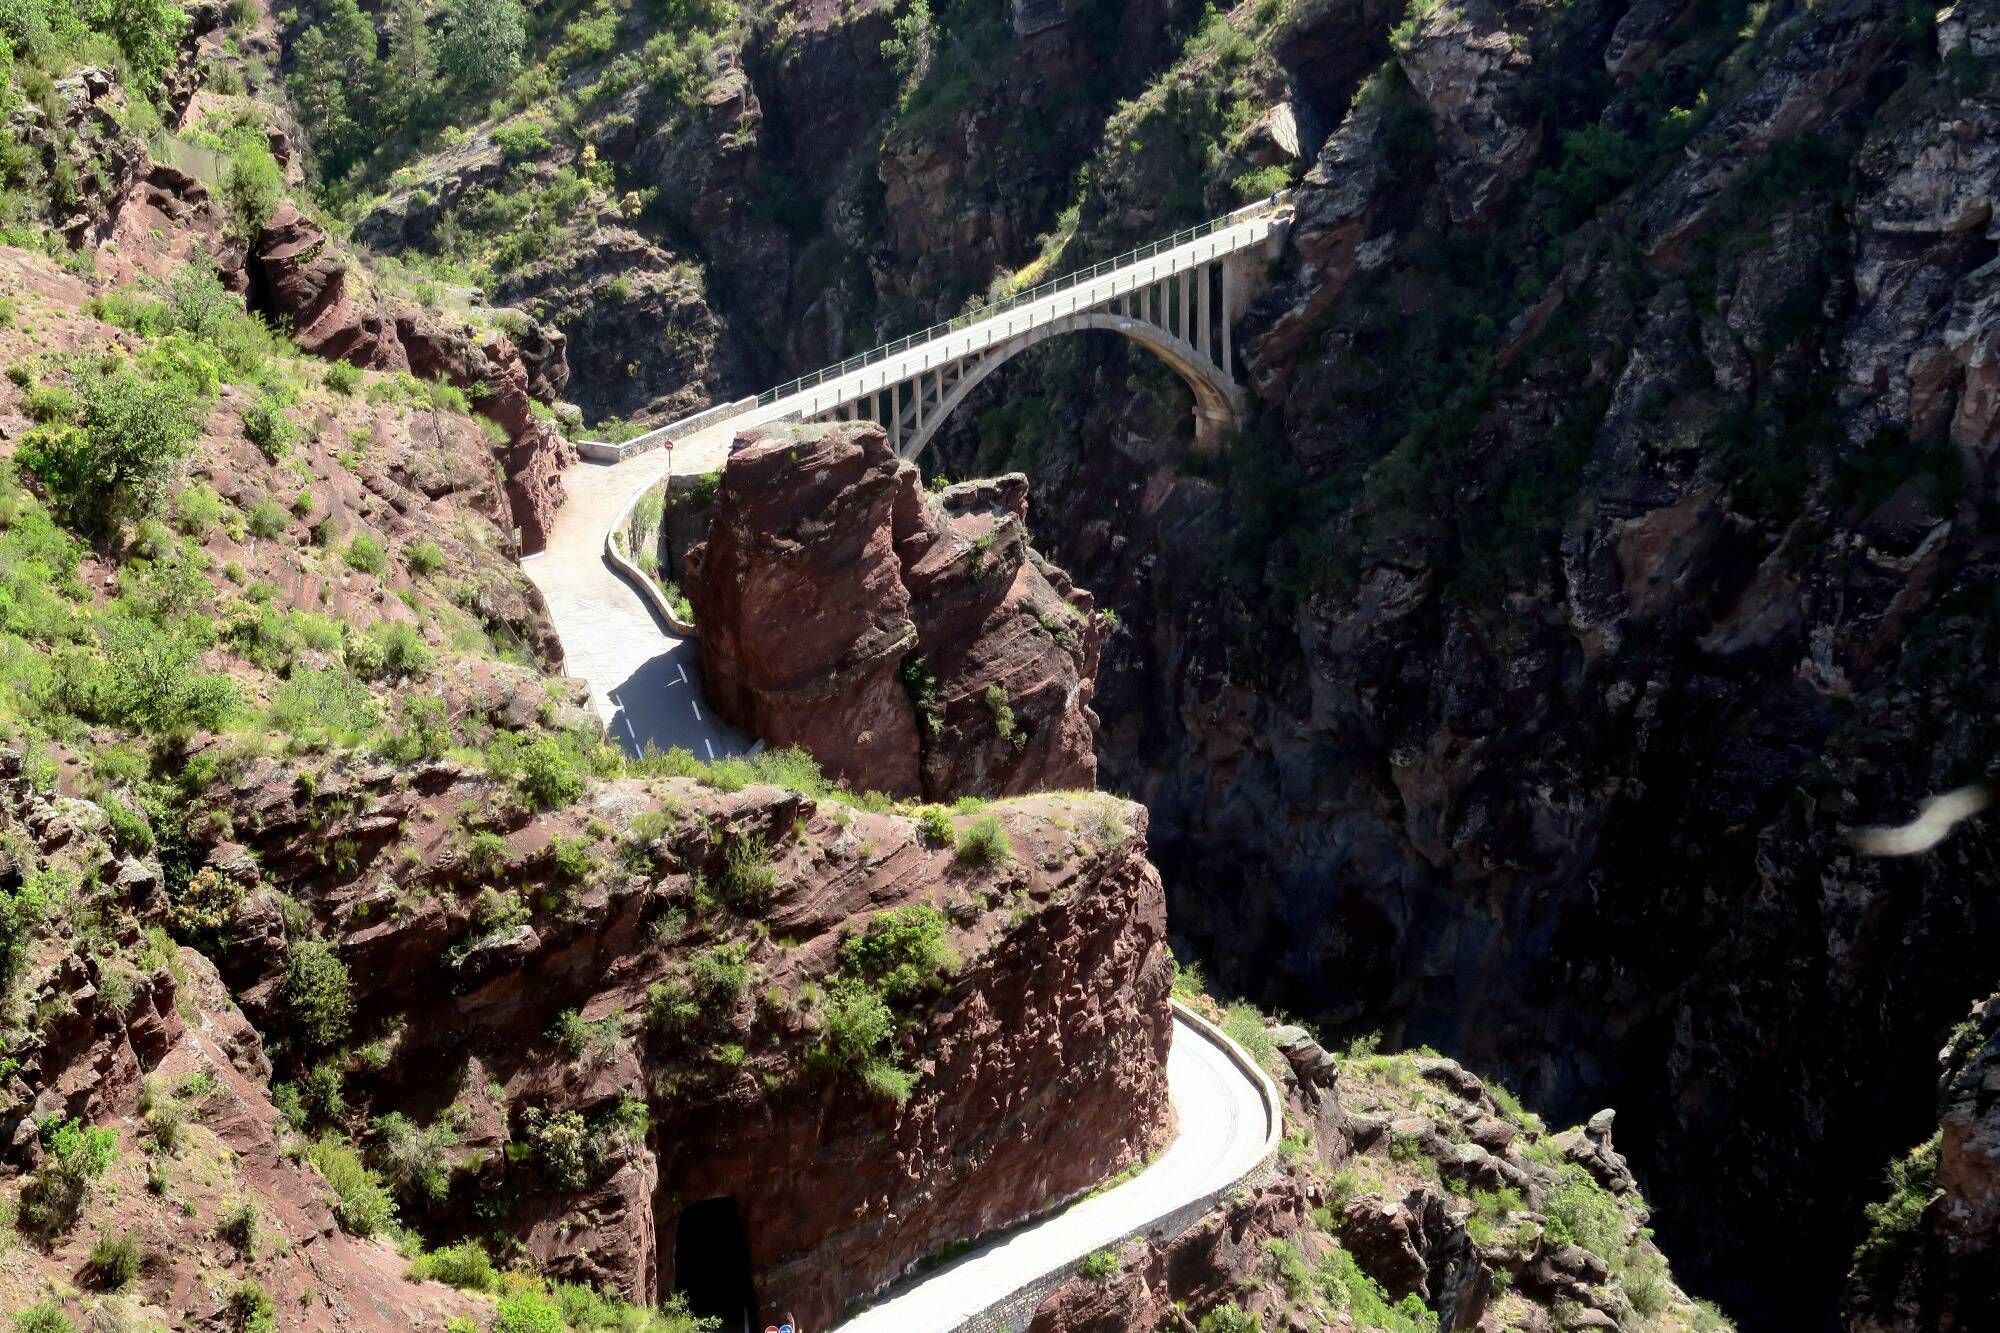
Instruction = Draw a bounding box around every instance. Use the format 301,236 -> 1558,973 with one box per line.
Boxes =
0,232 -> 1182,1328
1041,983 -> 1733,1333
908,0 -> 2000,1326
263,0 -> 1249,426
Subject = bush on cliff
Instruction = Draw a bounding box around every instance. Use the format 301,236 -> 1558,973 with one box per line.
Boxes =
19,1118 -> 118,1238
841,905 -> 957,1007
21,367 -> 203,538
303,1136 -> 397,1236
283,938 -> 355,1053
955,814 -> 1010,867
1851,1131 -> 1942,1288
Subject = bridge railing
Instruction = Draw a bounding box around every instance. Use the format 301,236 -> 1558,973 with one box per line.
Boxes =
754,192 -> 1291,408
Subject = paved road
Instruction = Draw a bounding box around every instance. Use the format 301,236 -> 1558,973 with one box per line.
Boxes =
521,445 -> 748,762
833,1013 -> 1274,1333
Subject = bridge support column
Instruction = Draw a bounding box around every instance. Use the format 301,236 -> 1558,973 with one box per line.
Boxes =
1193,401 -> 1231,452
1196,262 -> 1211,360
1221,263 -> 1233,373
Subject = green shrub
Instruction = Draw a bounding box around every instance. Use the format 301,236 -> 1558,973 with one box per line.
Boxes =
11,1304 -> 75,1333
226,1277 -> 275,1333
842,905 -> 957,1006
1080,1247 -> 1119,1279
916,806 -> 955,846
521,1106 -> 590,1190
218,1198 -> 258,1251
1315,1244 -> 1437,1332
493,1291 -> 566,1333
409,1239 -> 502,1292
358,620 -> 435,679
493,120 -> 552,159
515,733 -> 586,808
301,1062 -> 347,1123
405,539 -> 444,575
19,1118 -> 119,1238
303,1136 -> 396,1235
1853,1132 -> 1942,1287
100,794 -> 154,850
268,669 -> 379,747
246,497 -> 289,538
167,264 -> 238,342
21,368 -> 204,538
1623,1245 -> 1671,1317
983,683 -> 1023,745
718,833 -> 777,906
241,393 -> 297,461
373,1110 -> 461,1205
170,481 -> 225,536
549,834 -> 594,882
383,695 -> 452,761
86,1229 -> 143,1289
343,533 -> 389,575
1543,1164 -> 1626,1263
688,940 -> 752,1003
324,361 -> 363,394
816,976 -> 906,1097
222,137 -> 283,243
1195,1302 -> 1259,1333
21,383 -> 77,424
283,938 -> 354,1052
955,814 -> 1010,867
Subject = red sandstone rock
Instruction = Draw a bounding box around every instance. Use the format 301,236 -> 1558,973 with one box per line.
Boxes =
247,204 -> 577,552
684,422 -> 1104,799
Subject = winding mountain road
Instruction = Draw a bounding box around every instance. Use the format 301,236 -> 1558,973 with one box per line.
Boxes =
834,1010 -> 1276,1332
519,200 -> 1291,1327
522,439 -> 1283,1327
521,442 -> 748,761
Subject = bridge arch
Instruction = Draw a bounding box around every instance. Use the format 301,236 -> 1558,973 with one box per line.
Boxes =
887,311 -> 1240,461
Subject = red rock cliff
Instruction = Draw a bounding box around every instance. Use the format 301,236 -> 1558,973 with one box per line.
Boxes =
684,421 -> 1107,799
190,760 -> 1171,1329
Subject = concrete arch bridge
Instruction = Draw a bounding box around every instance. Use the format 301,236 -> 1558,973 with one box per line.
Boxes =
578,193 -> 1294,468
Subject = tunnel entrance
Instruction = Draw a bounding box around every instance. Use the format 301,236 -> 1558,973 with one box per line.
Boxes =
673,1196 -> 757,1331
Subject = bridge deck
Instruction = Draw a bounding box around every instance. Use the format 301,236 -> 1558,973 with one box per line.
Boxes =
592,198 -> 1289,466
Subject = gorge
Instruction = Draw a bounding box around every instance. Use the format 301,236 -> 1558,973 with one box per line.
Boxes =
0,0 -> 1994,1325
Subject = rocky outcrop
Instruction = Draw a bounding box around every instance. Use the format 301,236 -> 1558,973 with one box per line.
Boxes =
684,422 -> 1105,799
1845,991 -> 2000,1332
1030,1015 -> 1714,1332
923,0 -> 2000,1323
243,202 -> 578,551
6,67 -> 150,246
189,757 -> 1171,1328
0,762 -> 487,1331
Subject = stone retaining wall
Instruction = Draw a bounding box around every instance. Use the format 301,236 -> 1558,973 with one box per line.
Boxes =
947,1000 -> 1284,1333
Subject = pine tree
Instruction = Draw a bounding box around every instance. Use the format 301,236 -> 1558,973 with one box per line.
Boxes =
381,0 -> 437,133
285,0 -> 378,178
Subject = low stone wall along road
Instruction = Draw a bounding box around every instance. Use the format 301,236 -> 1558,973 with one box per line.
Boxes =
835,1008 -> 1278,1332
522,445 -> 748,762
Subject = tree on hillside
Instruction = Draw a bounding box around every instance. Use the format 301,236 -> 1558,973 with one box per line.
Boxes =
438,0 -> 525,99
286,0 -> 378,178
381,0 -> 438,131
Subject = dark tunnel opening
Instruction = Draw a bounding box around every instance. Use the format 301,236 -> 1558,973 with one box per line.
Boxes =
673,1196 -> 757,1331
